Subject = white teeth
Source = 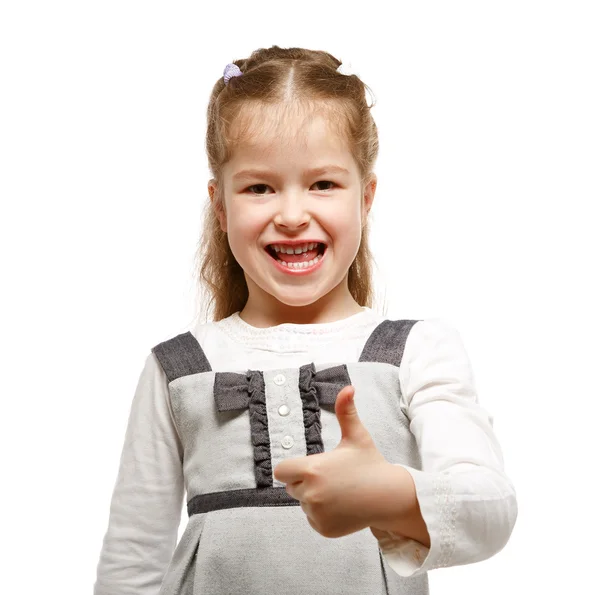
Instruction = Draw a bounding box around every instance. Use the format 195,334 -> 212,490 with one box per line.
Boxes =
270,242 -> 320,254
274,252 -> 324,269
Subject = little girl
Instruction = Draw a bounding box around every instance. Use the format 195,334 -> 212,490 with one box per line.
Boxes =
94,46 -> 518,595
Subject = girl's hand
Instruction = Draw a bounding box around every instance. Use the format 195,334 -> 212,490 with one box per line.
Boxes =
273,385 -> 397,539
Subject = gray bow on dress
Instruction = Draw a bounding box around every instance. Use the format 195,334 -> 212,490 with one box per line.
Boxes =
213,362 -> 352,412
213,362 -> 353,482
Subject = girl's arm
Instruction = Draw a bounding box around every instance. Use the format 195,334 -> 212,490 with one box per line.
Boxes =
373,318 -> 518,578
93,352 -> 185,595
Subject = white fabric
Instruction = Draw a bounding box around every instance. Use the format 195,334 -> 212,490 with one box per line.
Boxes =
94,307 -> 517,592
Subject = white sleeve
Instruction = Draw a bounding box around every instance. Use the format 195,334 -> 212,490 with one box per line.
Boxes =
93,352 -> 185,595
377,318 -> 518,577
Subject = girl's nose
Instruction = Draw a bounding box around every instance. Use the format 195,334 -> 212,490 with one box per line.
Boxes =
273,195 -> 311,230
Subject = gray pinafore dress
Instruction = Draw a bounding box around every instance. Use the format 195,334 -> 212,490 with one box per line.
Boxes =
151,318 -> 429,595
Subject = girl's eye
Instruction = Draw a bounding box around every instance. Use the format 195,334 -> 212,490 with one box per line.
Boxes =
246,181 -> 336,194
247,184 -> 271,195
314,181 -> 336,191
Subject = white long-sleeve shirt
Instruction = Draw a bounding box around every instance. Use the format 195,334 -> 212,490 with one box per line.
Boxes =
94,307 -> 518,593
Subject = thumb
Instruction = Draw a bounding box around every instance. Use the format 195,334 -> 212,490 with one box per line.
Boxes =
335,385 -> 367,444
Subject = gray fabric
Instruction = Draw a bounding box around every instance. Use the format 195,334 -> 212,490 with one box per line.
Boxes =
298,362 -> 323,456
213,364 -> 353,476
153,319 -> 428,594
246,369 -> 271,488
359,319 -> 420,366
299,362 -> 353,406
188,486 -> 299,515
156,514 -> 206,595
213,371 -> 256,412
161,506 -> 427,595
215,363 -> 351,411
152,332 -> 212,381
298,362 -> 352,455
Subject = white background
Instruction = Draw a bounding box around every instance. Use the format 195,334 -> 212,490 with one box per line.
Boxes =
1,1 -> 598,593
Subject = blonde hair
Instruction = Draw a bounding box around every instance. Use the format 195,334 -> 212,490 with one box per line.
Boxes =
193,46 -> 382,324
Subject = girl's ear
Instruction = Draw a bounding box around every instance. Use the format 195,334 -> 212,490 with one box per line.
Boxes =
208,181 -> 227,233
362,174 -> 377,224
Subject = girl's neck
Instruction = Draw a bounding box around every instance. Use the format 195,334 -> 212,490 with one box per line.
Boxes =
238,300 -> 366,329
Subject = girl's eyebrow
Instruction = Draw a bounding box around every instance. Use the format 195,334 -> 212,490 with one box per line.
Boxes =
233,165 -> 350,181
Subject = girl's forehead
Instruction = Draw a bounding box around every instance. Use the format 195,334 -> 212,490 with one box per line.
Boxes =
229,111 -> 350,161
230,102 -> 348,151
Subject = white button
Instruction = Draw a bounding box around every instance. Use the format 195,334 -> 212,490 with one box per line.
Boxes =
281,435 -> 294,449
278,404 -> 290,416
273,373 -> 286,385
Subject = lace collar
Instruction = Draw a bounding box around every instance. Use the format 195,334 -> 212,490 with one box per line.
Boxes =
213,307 -> 381,352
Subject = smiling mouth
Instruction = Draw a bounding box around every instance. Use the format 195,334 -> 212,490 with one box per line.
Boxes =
265,243 -> 327,264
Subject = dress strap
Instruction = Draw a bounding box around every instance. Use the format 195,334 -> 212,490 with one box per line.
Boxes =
358,319 -> 421,367
151,331 -> 212,382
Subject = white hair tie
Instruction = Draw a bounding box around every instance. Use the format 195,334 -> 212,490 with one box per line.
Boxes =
336,61 -> 356,76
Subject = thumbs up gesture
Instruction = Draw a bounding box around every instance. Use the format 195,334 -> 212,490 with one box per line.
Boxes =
273,385 -> 395,539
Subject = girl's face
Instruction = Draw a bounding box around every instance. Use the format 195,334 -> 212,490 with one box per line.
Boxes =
210,109 -> 376,326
